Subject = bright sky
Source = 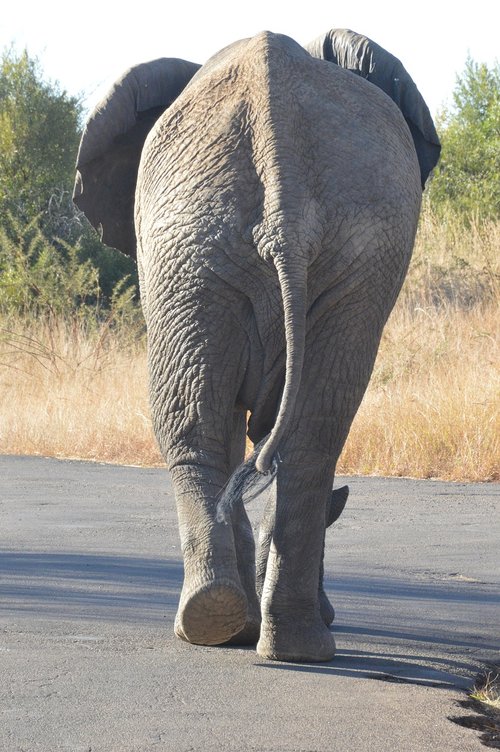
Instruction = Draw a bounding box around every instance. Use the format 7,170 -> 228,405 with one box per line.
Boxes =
2,0 -> 499,117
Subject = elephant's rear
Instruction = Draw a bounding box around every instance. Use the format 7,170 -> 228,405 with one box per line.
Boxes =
74,31 -> 433,663
136,32 -> 421,472
137,32 -> 421,253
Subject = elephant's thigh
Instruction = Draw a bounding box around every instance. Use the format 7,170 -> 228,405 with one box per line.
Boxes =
147,283 -> 249,467
293,308 -> 384,458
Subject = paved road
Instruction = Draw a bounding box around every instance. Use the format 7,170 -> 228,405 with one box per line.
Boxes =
0,455 -> 498,751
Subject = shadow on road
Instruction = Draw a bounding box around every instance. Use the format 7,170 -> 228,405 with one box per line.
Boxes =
255,646 -> 477,691
328,574 -> 497,604
0,550 -> 495,691
0,551 -> 183,621
255,654 -> 473,690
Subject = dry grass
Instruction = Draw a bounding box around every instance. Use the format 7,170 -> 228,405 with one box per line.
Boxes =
0,212 -> 498,480
470,666 -> 500,711
338,213 -> 499,481
0,318 -> 162,466
449,665 -> 500,747
337,302 -> 498,480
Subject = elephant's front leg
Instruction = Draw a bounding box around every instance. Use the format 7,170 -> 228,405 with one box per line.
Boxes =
257,458 -> 336,662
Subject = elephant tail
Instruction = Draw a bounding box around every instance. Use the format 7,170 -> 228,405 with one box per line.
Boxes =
216,253 -> 307,523
255,254 -> 307,474
216,437 -> 277,522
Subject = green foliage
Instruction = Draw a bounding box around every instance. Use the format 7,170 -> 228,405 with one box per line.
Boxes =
39,188 -> 139,303
0,46 -> 140,313
0,213 -> 98,317
0,213 -> 143,333
77,224 -> 139,303
427,57 -> 500,219
0,48 -> 81,224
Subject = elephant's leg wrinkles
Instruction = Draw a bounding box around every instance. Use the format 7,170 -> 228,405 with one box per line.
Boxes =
319,484 -> 349,624
149,284 -> 253,646
256,486 -> 348,628
226,410 -> 261,645
171,463 -> 248,645
255,304 -> 382,661
257,458 -> 336,662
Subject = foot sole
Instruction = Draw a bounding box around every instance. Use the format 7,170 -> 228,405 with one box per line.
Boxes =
175,580 -> 247,646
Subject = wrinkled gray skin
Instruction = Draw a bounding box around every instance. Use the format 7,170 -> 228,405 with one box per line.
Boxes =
305,28 -> 441,188
74,31 -> 429,662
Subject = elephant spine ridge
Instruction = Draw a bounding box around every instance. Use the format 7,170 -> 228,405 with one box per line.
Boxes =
244,33 -> 321,474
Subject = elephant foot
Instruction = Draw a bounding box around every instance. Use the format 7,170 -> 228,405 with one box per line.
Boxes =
225,593 -> 261,645
256,615 -> 336,662
174,578 -> 247,646
226,614 -> 261,645
176,609 -> 260,647
319,588 -> 335,626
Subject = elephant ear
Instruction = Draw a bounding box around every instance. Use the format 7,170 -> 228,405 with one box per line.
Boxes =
305,29 -> 441,188
74,57 -> 201,258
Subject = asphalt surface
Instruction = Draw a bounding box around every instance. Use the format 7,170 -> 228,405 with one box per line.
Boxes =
0,455 -> 498,751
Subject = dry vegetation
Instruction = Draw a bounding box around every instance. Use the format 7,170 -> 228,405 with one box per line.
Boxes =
338,212 -> 499,481
0,211 -> 498,480
0,319 -> 160,466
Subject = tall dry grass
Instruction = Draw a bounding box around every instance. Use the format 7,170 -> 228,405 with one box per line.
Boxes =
338,303 -> 498,480
337,213 -> 499,481
0,318 -> 162,466
0,212 -> 498,480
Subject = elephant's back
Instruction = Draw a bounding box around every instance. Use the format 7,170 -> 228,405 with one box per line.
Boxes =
296,55 -> 420,208
138,32 -> 420,232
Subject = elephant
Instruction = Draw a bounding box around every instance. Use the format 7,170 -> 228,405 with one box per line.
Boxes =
305,28 -> 441,188
74,30 -> 439,662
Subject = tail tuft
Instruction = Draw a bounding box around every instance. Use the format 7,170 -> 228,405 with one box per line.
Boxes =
216,439 -> 278,523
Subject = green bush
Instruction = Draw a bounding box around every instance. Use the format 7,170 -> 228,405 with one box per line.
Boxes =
427,57 -> 500,220
0,214 -> 98,317
0,213 -> 143,336
0,47 -> 139,311
0,49 -> 81,224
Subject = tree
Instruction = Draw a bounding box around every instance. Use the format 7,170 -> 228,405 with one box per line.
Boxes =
0,47 -> 138,308
0,48 -> 82,223
427,57 -> 500,219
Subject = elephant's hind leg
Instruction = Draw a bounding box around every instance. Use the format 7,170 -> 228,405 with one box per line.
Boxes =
256,455 -> 336,662
256,486 -> 346,629
149,283 -> 251,646
171,463 -> 248,646
257,284 -> 387,661
226,410 -> 261,645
